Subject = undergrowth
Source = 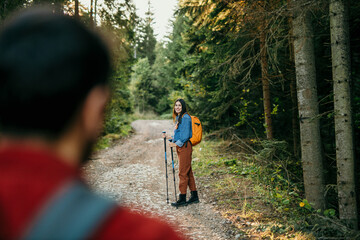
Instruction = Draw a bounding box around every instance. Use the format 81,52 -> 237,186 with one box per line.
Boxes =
192,138 -> 360,239
94,114 -> 134,151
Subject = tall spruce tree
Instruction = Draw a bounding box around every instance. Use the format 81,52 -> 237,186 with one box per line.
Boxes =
330,0 -> 357,229
135,0 -> 156,65
292,0 -> 325,210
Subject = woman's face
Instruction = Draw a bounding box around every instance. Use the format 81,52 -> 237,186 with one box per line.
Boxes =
174,101 -> 182,115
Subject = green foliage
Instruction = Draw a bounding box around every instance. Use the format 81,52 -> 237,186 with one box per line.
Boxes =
93,136 -> 111,151
0,0 -> 72,21
157,1 -> 294,141
104,112 -> 131,135
323,208 -> 336,217
97,0 -> 137,136
0,0 -> 28,21
135,1 -> 156,65
130,57 -> 158,113
192,139 -> 307,237
0,0 -> 136,139
192,137 -> 359,238
160,0 -> 358,152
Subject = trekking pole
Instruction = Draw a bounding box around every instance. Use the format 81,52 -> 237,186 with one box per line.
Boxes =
169,139 -> 177,202
162,131 -> 169,204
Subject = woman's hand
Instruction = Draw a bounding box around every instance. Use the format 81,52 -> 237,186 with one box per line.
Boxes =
169,142 -> 177,148
162,132 -> 172,139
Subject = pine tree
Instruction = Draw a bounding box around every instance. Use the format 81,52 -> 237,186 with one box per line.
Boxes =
74,0 -> 79,18
292,0 -> 325,210
330,0 -> 357,229
258,2 -> 273,140
135,0 -> 157,65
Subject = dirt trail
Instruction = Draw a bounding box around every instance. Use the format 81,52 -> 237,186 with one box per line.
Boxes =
84,120 -> 235,240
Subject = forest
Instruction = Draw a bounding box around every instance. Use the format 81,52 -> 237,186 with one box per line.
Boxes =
1,0 -> 360,238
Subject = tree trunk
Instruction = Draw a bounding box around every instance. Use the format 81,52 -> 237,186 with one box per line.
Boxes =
90,0 -> 94,26
292,0 -> 325,210
287,0 -> 299,158
94,0 -> 98,25
330,0 -> 358,229
260,23 -> 273,139
290,79 -> 299,157
74,0 -> 79,19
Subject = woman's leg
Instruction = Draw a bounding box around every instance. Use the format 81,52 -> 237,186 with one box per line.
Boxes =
186,144 -> 197,191
186,144 -> 199,204
188,166 -> 197,192
177,144 -> 192,194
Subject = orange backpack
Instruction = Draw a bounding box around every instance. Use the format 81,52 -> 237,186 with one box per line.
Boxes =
189,114 -> 202,146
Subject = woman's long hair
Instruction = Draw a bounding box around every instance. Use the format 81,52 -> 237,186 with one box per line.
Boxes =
172,98 -> 187,124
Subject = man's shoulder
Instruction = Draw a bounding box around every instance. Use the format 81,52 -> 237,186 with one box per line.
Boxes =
93,206 -> 185,240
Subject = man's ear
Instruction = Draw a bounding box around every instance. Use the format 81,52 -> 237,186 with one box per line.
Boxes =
81,85 -> 110,140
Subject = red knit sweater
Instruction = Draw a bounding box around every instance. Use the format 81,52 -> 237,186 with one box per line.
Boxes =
0,146 -> 184,240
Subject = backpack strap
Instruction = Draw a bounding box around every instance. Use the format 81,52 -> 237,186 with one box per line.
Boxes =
23,181 -> 116,240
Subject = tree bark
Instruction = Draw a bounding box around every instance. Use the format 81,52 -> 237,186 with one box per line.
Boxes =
290,79 -> 299,157
90,0 -> 94,26
292,0 -> 325,210
260,22 -> 273,139
330,0 -> 357,229
74,0 -> 79,19
94,0 -> 98,25
287,0 -> 299,158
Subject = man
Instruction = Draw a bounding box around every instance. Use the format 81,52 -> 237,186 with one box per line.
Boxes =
0,8 -> 184,240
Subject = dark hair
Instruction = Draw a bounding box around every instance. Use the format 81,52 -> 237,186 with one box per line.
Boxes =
172,98 -> 187,124
0,7 -> 111,139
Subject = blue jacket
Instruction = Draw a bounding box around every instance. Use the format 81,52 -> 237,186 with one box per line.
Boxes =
173,113 -> 192,147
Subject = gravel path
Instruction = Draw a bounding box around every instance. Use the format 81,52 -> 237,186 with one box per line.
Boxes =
84,120 -> 234,240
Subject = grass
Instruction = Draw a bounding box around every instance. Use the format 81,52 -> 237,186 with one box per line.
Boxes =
193,138 -> 360,239
94,121 -> 133,151
192,139 -> 317,239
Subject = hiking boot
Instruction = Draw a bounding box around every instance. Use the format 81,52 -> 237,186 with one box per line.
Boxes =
171,194 -> 187,207
187,191 -> 199,204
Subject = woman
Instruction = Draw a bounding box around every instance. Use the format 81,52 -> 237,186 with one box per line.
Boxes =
169,99 -> 199,207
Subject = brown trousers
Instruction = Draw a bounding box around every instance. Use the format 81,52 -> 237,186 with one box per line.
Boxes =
176,143 -> 197,194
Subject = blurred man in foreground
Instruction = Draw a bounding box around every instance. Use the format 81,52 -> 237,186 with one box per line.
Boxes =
0,8 -> 184,240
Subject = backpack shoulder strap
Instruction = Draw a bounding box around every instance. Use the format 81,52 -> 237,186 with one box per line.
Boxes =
23,181 -> 116,240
